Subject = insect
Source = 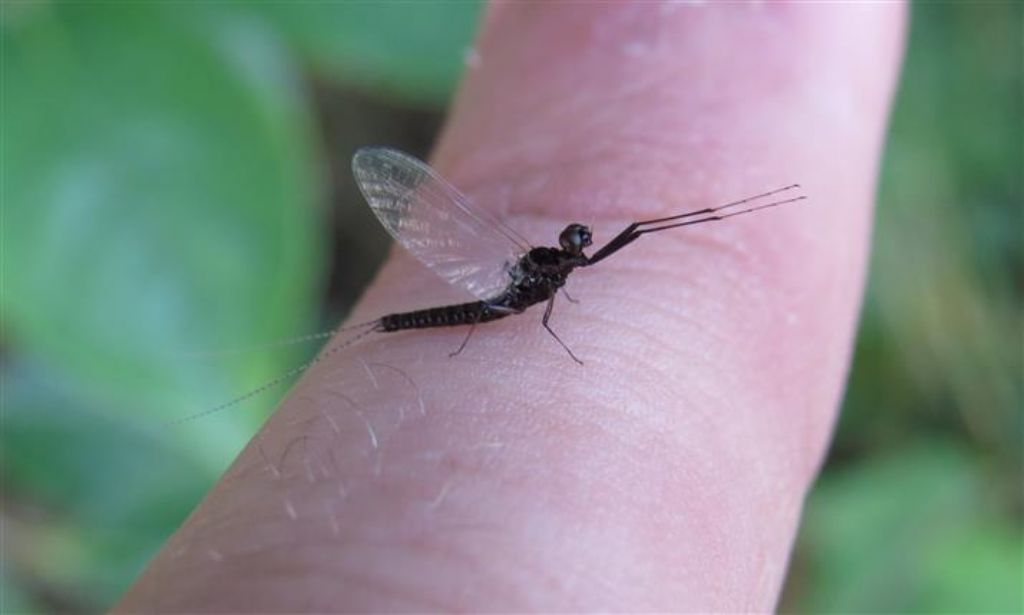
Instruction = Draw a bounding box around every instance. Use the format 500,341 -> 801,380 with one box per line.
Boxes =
352,147 -> 805,365
178,147 -> 804,422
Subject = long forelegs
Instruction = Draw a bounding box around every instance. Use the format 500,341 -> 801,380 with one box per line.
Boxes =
585,184 -> 806,265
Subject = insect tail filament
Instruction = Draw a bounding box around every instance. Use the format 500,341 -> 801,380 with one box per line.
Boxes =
165,320 -> 383,425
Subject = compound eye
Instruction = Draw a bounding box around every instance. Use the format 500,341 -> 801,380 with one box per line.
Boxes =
559,228 -> 575,250
559,225 -> 586,252
560,224 -> 592,253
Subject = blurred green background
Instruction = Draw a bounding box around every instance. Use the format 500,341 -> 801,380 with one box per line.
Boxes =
2,2 -> 1020,612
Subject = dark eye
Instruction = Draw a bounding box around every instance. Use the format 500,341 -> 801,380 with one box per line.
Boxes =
559,224 -> 592,253
559,227 -> 577,251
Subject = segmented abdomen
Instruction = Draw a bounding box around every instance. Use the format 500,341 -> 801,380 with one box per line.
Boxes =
379,301 -> 510,332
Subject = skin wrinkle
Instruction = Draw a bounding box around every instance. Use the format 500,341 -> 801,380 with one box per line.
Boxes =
454,6 -> 739,166
423,510 -> 601,609
184,474 -> 468,585
242,462 -> 532,605
461,57 -> 676,176
578,268 -> 737,349
558,319 -> 725,433
440,17 -> 811,218
216,549 -> 459,613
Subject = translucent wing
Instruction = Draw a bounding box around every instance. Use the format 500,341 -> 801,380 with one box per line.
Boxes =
352,147 -> 530,302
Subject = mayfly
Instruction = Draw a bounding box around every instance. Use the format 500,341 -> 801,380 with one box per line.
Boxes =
181,147 -> 805,422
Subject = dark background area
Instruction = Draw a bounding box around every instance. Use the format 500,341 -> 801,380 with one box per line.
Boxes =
2,2 -> 1021,612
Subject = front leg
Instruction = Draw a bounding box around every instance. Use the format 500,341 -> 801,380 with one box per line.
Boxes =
585,223 -> 641,266
585,185 -> 805,266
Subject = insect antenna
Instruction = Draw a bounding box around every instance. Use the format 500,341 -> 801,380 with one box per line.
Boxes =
164,319 -> 382,426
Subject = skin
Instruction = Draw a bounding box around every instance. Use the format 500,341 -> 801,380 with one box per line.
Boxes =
118,2 -> 905,612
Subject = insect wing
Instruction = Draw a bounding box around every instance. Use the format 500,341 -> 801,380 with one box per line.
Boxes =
352,147 -> 527,302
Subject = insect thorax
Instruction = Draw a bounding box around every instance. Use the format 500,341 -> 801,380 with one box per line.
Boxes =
509,247 -> 575,289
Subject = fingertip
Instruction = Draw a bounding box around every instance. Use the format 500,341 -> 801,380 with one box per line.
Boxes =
438,2 -> 906,223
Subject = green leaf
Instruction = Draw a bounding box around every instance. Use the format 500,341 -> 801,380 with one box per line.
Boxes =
245,1 -> 484,106
790,443 -> 1023,613
3,360 -> 206,526
1,359 -> 214,610
1,3 -> 322,464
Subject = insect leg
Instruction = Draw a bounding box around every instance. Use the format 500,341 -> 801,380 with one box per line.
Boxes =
448,304 -> 514,358
626,193 -> 806,236
631,184 -> 801,228
541,294 -> 584,366
561,288 -> 580,304
586,185 -> 806,266
585,222 -> 643,265
448,322 -> 478,358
